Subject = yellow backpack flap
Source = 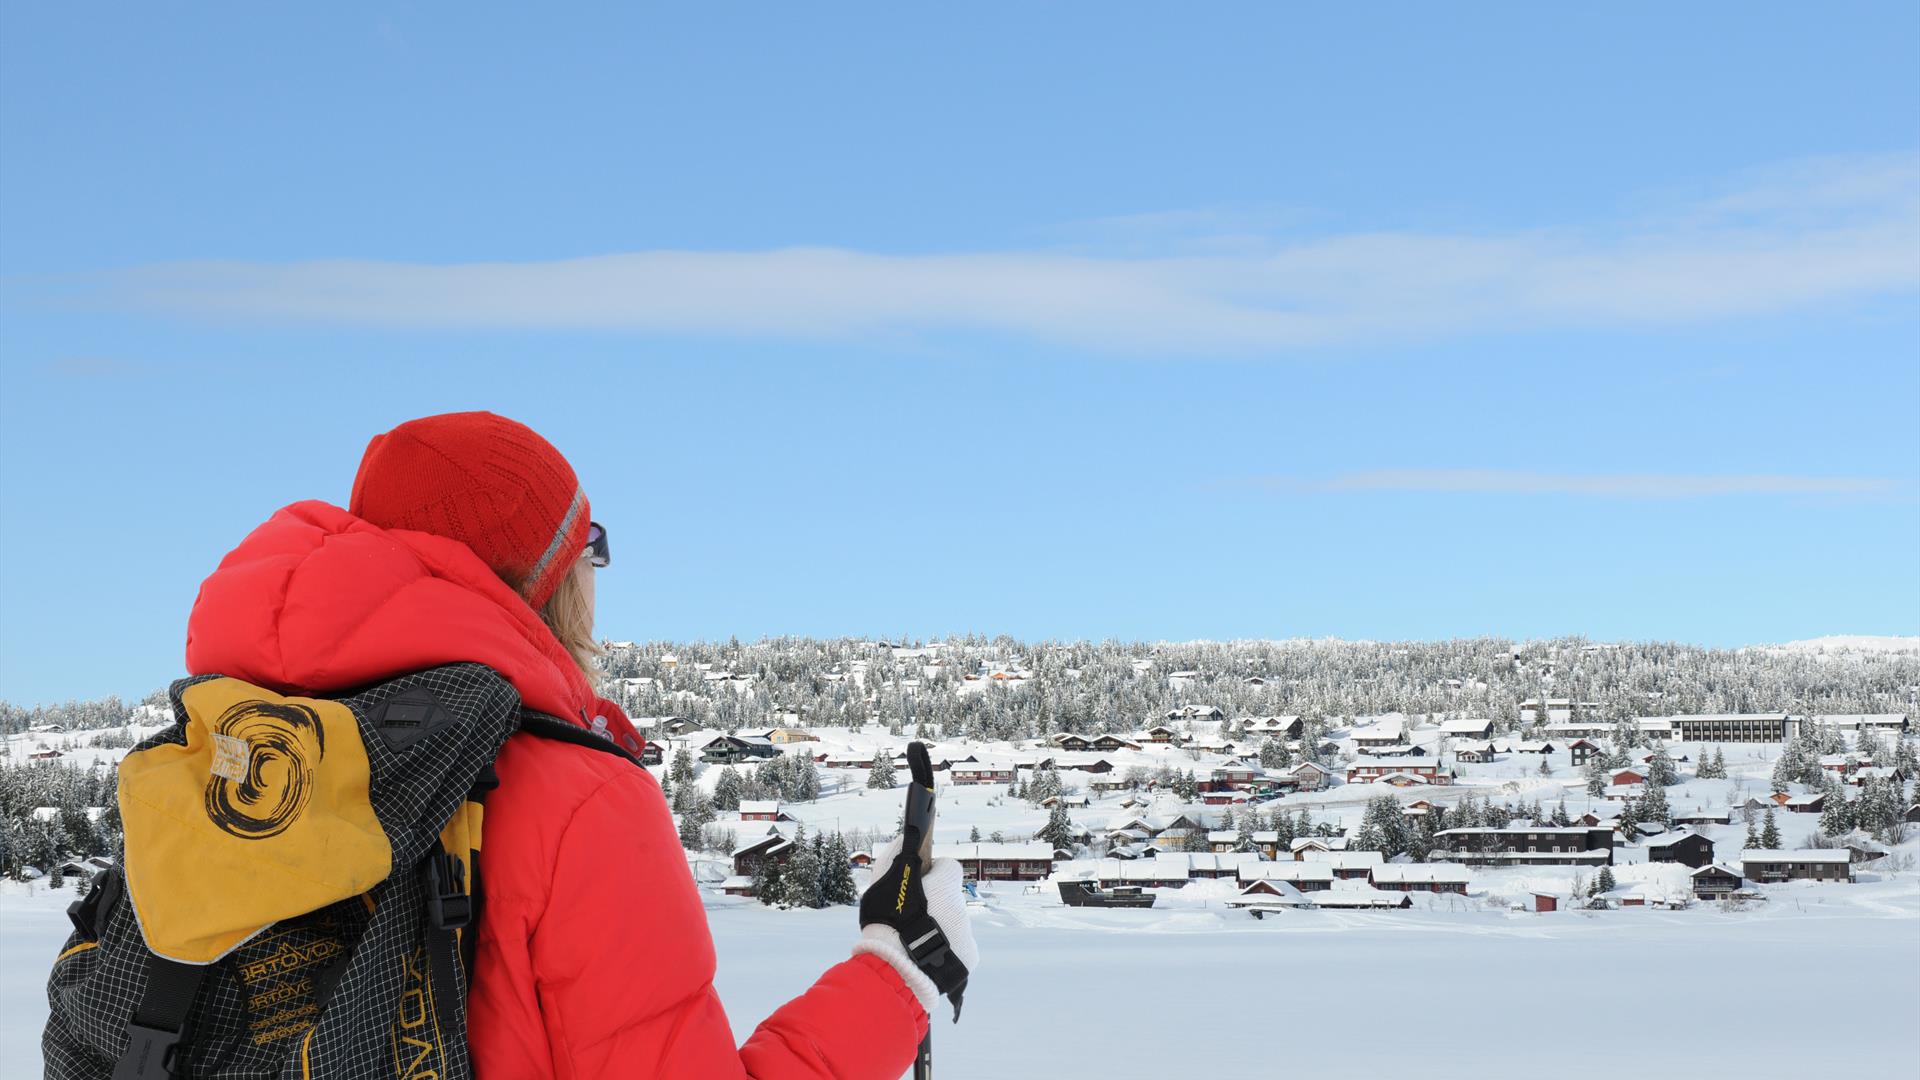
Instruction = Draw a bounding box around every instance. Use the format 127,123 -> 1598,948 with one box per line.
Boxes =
116,677 -> 393,965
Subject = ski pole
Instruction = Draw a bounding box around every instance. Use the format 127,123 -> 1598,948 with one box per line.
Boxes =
902,742 -> 938,1080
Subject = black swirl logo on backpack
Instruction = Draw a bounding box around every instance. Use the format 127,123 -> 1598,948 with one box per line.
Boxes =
204,700 -> 328,840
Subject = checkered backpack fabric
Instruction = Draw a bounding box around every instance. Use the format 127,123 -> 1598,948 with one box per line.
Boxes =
42,662 -> 534,1080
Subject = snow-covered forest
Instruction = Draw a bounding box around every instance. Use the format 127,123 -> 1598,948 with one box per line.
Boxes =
597,635 -> 1918,741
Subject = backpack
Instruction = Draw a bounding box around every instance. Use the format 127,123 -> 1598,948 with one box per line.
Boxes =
41,661 -> 637,1080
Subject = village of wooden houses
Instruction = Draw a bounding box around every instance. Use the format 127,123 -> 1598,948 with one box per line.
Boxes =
628,684 -> 1916,919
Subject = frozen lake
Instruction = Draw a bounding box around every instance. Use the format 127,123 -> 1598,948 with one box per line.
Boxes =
10,879 -> 1917,1078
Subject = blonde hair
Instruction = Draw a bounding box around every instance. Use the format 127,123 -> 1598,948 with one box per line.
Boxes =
532,560 -> 604,685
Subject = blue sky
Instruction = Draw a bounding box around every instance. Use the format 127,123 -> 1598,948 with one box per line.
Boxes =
2,4 -> 1917,705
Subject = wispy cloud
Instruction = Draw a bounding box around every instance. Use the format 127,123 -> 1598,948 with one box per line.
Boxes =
1253,469 -> 1899,498
14,153 -> 1919,353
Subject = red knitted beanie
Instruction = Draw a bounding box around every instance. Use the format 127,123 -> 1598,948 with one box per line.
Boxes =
349,411 -> 591,611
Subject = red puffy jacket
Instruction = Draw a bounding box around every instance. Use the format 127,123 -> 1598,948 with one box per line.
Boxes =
184,501 -> 926,1078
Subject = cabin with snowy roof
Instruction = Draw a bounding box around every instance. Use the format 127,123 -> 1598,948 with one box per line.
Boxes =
731,831 -> 794,880
1784,793 -> 1827,814
1350,717 -> 1407,749
1453,742 -> 1500,764
1301,850 -> 1385,879
1287,761 -> 1332,791
1438,717 -> 1494,740
953,842 -> 1055,882
1245,715 -> 1305,739
1369,863 -> 1471,893
1741,849 -> 1852,883
738,801 -> 793,822
950,759 -> 1018,785
1237,862 -> 1334,892
1690,864 -> 1743,899
1432,826 -> 1616,866
1646,830 -> 1715,869
1347,757 -> 1452,785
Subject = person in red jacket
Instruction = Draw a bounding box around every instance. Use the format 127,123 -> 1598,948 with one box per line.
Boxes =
182,411 -> 977,1078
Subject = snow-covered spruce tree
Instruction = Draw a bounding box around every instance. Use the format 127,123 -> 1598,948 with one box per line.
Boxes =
1855,778 -> 1899,837
676,788 -> 715,850
669,745 -> 697,789
1027,765 -> 1063,805
1744,818 -> 1760,849
712,765 -> 743,811
820,832 -> 859,906
1638,778 -> 1671,827
781,826 -> 821,908
1551,799 -> 1571,827
1037,801 -> 1076,852
866,755 -> 896,790
1359,796 -> 1412,855
1235,811 -> 1256,852
60,806 -> 96,857
968,825 -> 981,843
1818,790 -> 1855,837
1259,738 -> 1288,768
1593,865 -> 1616,899
1585,758 -> 1608,798
1760,807 -> 1782,849
1854,728 -> 1882,759
1353,820 -> 1387,854
1538,756 -> 1552,777
1646,746 -> 1677,787
1618,799 -> 1641,841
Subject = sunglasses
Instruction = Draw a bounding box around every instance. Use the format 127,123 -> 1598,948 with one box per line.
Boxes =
584,521 -> 610,568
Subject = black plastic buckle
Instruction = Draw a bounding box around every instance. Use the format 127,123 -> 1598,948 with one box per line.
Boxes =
426,853 -> 471,930
68,866 -> 121,940
113,1022 -> 183,1080
905,926 -> 952,970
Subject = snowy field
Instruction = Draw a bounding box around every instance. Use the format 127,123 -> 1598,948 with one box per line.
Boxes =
6,877 -> 1918,1078
8,696 -> 1920,1076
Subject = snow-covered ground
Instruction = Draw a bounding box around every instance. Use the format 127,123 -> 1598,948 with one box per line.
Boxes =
7,713 -> 1918,1075
7,876 -> 1917,1077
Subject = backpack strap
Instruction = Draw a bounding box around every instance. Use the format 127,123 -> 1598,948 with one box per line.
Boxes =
419,849 -> 469,1048
115,955 -> 208,1080
518,711 -> 643,766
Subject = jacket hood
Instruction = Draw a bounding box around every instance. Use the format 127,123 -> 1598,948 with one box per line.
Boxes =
186,499 -> 622,733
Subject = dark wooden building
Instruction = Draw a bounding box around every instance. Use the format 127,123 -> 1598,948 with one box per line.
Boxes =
1665,713 -> 1798,743
1740,850 -> 1853,884
701,734 -> 779,765
954,842 -> 1054,882
731,832 -> 794,879
1690,864 -> 1743,899
1432,826 -> 1616,866
1646,830 -> 1715,869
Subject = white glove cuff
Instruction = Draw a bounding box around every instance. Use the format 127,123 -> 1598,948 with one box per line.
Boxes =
852,923 -> 941,1018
